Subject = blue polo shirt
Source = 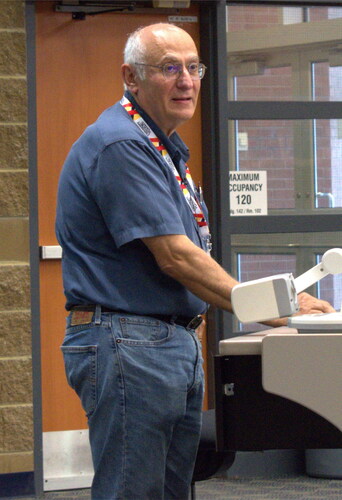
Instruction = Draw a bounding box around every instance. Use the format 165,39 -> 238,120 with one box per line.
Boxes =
56,92 -> 209,317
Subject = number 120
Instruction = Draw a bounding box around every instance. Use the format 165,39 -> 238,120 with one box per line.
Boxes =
236,195 -> 251,204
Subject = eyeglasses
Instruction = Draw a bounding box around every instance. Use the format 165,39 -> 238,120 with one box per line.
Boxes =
134,62 -> 207,80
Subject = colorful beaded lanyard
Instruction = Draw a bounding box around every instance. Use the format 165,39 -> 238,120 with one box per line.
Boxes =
121,95 -> 211,254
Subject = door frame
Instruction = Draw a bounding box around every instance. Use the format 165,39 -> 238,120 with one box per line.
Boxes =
26,0 -> 224,493
27,0 -> 342,493
26,1 -> 44,496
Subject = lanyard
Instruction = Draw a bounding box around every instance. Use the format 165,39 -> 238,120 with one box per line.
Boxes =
121,95 -> 211,254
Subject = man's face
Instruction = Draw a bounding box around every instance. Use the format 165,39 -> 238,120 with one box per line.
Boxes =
128,26 -> 201,136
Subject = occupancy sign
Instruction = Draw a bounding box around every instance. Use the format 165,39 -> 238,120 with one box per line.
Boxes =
229,171 -> 268,216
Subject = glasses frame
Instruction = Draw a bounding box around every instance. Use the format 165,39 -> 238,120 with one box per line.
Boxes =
134,62 -> 207,80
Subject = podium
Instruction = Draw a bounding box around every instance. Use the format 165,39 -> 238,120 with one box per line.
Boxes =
215,328 -> 342,453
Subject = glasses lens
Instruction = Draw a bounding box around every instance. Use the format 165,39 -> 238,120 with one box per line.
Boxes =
188,62 -> 199,76
163,64 -> 181,78
197,63 -> 205,79
188,63 -> 206,80
162,62 -> 206,80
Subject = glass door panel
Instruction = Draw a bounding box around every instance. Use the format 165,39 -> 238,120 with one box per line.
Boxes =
314,119 -> 342,209
231,118 -> 342,211
233,66 -> 293,101
223,2 -> 342,338
238,254 -> 296,282
232,119 -> 312,211
312,62 -> 342,102
231,232 -> 342,332
316,254 -> 342,309
236,253 -> 297,332
227,5 -> 305,32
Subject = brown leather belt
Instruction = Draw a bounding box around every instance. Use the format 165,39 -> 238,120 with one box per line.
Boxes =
70,305 -> 203,329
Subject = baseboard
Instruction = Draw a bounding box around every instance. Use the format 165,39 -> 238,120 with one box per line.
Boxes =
0,471 -> 35,498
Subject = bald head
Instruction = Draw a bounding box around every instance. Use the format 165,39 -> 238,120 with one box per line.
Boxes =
123,23 -> 198,79
138,23 -> 194,47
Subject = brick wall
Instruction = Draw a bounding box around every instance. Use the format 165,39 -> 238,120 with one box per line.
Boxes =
0,0 -> 33,474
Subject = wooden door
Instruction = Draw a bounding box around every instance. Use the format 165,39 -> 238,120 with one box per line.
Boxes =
36,1 -> 205,434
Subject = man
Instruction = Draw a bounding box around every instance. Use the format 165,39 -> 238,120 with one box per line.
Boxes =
56,23 -> 334,500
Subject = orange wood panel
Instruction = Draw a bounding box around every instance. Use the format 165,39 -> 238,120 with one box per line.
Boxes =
39,260 -> 87,430
36,2 -> 202,245
36,2 -> 206,432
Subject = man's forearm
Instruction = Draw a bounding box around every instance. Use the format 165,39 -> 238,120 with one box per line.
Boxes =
142,234 -> 238,311
142,233 -> 336,323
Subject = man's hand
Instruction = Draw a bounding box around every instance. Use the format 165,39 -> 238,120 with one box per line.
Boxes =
266,292 -> 336,328
296,292 -> 335,315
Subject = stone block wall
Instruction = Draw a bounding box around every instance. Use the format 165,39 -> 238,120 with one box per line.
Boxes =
0,1 -> 33,474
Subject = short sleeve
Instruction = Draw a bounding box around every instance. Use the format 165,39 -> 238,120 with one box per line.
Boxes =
87,139 -> 187,247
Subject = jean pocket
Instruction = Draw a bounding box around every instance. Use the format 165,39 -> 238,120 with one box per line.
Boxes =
117,316 -> 171,345
61,345 -> 97,418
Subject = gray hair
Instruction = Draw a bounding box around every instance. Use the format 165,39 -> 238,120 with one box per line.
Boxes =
123,26 -> 148,81
123,23 -> 176,85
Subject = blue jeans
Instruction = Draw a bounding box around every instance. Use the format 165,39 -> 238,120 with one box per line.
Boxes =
61,309 -> 204,500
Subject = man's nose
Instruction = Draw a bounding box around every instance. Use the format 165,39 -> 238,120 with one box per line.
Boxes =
176,67 -> 194,86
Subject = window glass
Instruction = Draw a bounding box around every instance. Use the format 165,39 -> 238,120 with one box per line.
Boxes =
232,120 -> 297,210
236,253 -> 296,332
227,6 -> 305,31
227,5 -> 342,33
312,62 -> 342,102
314,120 -> 342,209
231,119 -> 342,211
233,66 -> 293,102
309,7 -> 342,21
224,5 -> 342,336
316,254 -> 342,310
231,232 -> 342,331
238,253 -> 296,281
227,5 -> 342,101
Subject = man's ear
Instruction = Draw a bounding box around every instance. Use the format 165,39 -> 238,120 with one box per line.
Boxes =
122,64 -> 138,94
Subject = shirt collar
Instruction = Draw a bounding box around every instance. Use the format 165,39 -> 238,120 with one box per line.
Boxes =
124,91 -> 190,169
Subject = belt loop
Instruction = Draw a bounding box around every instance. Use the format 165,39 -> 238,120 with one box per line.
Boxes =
95,304 -> 101,325
170,314 -> 177,324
